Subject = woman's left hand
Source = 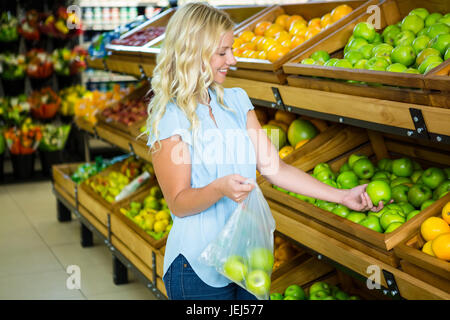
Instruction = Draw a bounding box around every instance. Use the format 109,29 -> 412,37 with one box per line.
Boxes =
341,184 -> 385,212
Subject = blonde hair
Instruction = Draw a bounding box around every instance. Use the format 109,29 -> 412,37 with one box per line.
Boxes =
147,2 -> 235,152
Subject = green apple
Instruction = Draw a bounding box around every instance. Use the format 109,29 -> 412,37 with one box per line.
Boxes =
353,59 -> 368,69
315,169 -> 336,182
438,13 -> 450,26
358,43 -> 375,59
366,56 -> 390,71
348,295 -> 361,300
324,58 -> 339,67
347,211 -> 367,224
353,158 -> 375,179
401,14 -> 424,35
426,23 -> 450,39
309,290 -> 330,300
311,50 -> 331,63
380,210 -> 406,230
348,154 -> 367,169
421,199 -> 435,211
353,22 -> 376,42
445,47 -> 450,60
270,292 -> 284,300
411,170 -> 424,183
418,55 -> 443,74
394,30 -> 416,46
344,50 -> 364,66
346,38 -> 369,52
391,184 -> 410,203
223,255 -> 248,282
377,158 -> 393,172
386,63 -> 408,72
412,35 -> 431,55
421,167 -> 446,190
323,179 -> 338,188
382,25 -> 401,46
245,270 -> 271,297
428,34 -> 450,55
416,47 -> 441,65
409,8 -> 429,21
309,282 -> 331,296
366,180 -> 392,206
248,248 -> 274,272
406,210 -> 421,221
294,193 -> 317,205
445,168 -> 450,179
284,284 -> 306,300
424,61 -> 442,74
313,163 -> 332,176
359,215 -> 383,233
391,45 -> 416,67
334,59 -> 353,68
339,162 -> 352,173
372,43 -> 393,58
385,203 -> 405,214
398,202 -> 415,215
433,180 -> 450,200
359,179 -> 371,185
301,58 -> 315,65
391,177 -> 413,188
406,68 -> 421,74
408,184 -> 432,208
372,171 -> 390,181
392,158 -> 414,177
372,32 -> 382,44
323,296 -> 336,300
369,206 -> 387,218
384,221 -> 404,233
273,185 -> 289,194
318,201 -> 338,212
332,204 -> 351,218
337,171 -> 359,189
283,295 -> 298,300
425,12 -> 443,27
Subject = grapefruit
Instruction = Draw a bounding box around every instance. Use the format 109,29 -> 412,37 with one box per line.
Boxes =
262,124 -> 287,151
287,119 -> 318,147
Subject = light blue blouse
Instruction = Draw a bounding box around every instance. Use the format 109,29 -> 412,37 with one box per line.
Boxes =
147,87 -> 257,287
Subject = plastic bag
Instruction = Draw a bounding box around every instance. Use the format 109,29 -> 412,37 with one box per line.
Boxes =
199,179 -> 276,300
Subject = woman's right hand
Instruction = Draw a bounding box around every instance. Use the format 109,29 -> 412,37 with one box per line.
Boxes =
215,174 -> 255,203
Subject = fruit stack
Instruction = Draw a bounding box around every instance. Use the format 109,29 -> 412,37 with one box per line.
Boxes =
419,201 -> 450,261
256,108 -> 327,153
303,8 -> 450,75
110,26 -> 165,47
85,157 -> 153,203
100,92 -> 151,128
273,155 -> 450,234
233,4 -> 354,62
270,281 -> 360,300
273,235 -> 301,271
119,185 -> 173,240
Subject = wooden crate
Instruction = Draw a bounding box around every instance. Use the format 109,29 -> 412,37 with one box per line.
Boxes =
283,0 -> 450,107
77,159 -> 152,227
113,179 -> 168,250
230,0 -> 377,84
52,162 -> 85,199
259,125 -> 450,256
394,196 -> 450,293
96,81 -> 151,139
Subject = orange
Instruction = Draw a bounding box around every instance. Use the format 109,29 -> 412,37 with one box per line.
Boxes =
257,50 -> 267,60
264,23 -> 284,38
422,240 -> 435,256
232,38 -> 244,49
274,30 -> 291,43
241,49 -> 254,58
266,45 -> 289,62
256,36 -> 268,51
291,35 -> 305,48
280,39 -> 292,48
232,47 -> 243,57
442,201 -> 450,224
331,4 -> 353,22
247,50 -> 259,59
254,21 -> 272,36
279,145 -> 294,159
289,20 -> 307,36
275,14 -> 290,30
286,15 -> 306,31
239,30 -> 255,43
251,35 -> 263,44
261,37 -> 277,51
239,41 -> 256,51
305,26 -> 322,40
295,139 -> 309,149
320,13 -> 333,29
308,18 -> 322,29
431,232 -> 450,261
421,217 -> 450,242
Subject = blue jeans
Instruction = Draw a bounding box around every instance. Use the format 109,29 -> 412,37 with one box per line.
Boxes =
163,254 -> 258,300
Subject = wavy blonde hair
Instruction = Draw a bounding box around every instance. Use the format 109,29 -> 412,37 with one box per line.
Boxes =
147,2 -> 235,152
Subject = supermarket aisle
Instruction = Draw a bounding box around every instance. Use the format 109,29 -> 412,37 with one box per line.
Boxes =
0,180 -> 158,300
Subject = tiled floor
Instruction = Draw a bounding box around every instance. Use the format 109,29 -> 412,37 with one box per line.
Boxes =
0,179 -> 159,300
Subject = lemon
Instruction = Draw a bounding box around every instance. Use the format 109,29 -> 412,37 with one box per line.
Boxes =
279,145 -> 294,159
142,216 -> 155,231
442,201 -> 450,224
154,219 -> 169,233
421,240 -> 435,256
155,210 -> 170,221
420,217 -> 450,242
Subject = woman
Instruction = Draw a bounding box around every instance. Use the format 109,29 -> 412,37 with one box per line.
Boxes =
146,2 -> 383,300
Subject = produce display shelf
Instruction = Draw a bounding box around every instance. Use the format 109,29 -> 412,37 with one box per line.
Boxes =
282,0 -> 450,108
52,179 -> 167,299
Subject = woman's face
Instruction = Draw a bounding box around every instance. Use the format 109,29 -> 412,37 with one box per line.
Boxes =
210,30 -> 237,84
